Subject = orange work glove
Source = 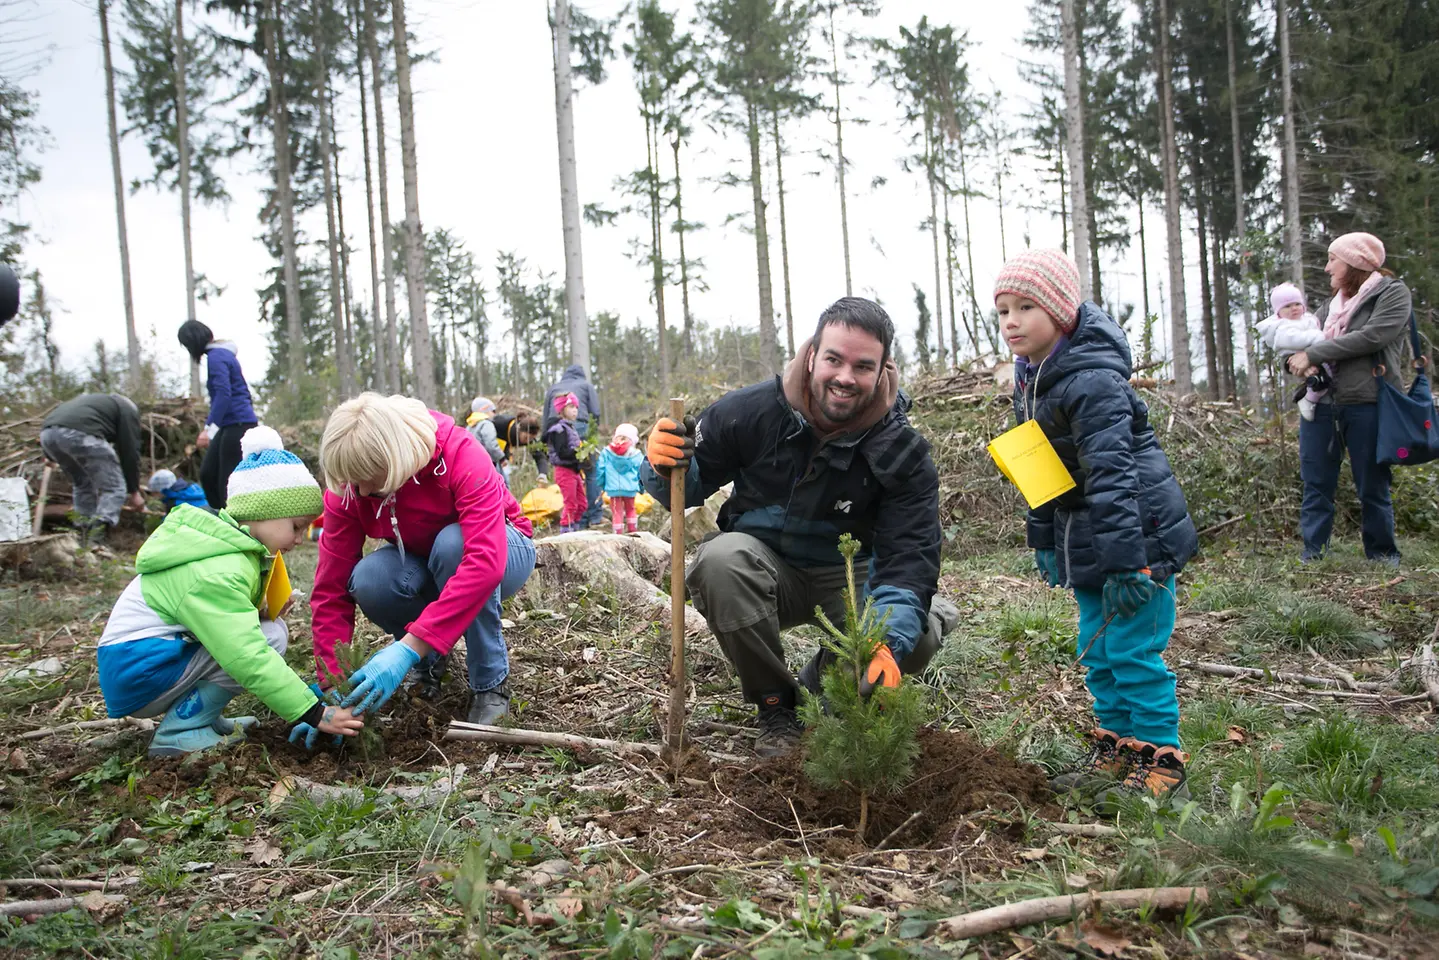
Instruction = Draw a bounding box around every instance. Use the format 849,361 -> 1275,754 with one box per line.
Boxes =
647,416 -> 696,475
858,644 -> 901,698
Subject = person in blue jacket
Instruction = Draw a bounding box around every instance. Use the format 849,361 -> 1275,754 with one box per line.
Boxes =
145,469 -> 211,512
996,249 -> 1198,808
594,423 -> 643,534
178,320 -> 258,509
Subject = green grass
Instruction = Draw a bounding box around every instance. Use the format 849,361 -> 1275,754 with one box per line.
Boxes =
1241,593 -> 1385,654
1186,579 -> 1278,612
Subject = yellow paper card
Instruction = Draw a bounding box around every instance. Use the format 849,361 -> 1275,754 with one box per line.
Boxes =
987,419 -> 1077,508
264,552 -> 292,619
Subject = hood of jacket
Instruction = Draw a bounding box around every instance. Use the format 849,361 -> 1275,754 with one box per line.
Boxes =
1030,301 -> 1132,395
561,363 -> 587,381
781,337 -> 900,440
209,340 -> 239,356
135,505 -> 265,575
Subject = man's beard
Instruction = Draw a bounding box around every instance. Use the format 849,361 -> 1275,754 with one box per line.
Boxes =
809,372 -> 875,424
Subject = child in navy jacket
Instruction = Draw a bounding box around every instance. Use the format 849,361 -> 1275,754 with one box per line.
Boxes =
179,321 -> 258,510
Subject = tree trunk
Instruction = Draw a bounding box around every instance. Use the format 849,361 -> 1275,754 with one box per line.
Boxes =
331,88 -> 358,392
1138,189 -> 1152,366
924,115 -> 946,368
956,131 -> 984,353
1057,148 -> 1068,253
646,113 -> 669,396
671,136 -> 693,355
174,0 -> 199,397
1157,0 -> 1192,394
365,0 -> 400,393
1277,0 -> 1302,285
264,0 -> 303,397
1060,0 -> 1092,302
771,110 -> 795,359
1193,145 -> 1218,399
354,0 -> 383,391
746,101 -> 777,373
1226,0 -> 1261,409
391,0 -> 435,404
100,0 -> 140,393
1212,220 -> 1235,399
828,6 -> 852,297
315,16 -> 354,400
552,0 -> 591,375
940,148 -> 959,365
995,155 -> 1008,263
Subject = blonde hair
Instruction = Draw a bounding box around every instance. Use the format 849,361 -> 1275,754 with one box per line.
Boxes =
319,393 -> 437,494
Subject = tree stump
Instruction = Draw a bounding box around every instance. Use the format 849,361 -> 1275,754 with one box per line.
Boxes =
518,531 -> 708,636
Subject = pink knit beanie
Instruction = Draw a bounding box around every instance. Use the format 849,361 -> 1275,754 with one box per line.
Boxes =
1328,232 -> 1385,273
1269,282 -> 1305,315
993,249 -> 1082,333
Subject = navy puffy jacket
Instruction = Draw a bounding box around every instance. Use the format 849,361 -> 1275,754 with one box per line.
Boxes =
1013,302 -> 1197,590
641,378 -> 941,659
204,344 -> 257,429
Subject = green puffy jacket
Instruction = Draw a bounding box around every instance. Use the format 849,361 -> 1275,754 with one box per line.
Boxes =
97,505 -> 317,722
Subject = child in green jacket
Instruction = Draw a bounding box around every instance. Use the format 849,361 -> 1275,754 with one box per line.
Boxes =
97,427 -> 364,757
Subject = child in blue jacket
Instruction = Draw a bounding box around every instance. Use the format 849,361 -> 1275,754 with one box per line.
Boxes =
996,249 -> 1198,808
178,320 -> 258,510
595,423 -> 643,534
146,469 -> 211,512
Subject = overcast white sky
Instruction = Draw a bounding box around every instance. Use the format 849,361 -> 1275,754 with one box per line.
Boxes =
10,0 -> 1205,400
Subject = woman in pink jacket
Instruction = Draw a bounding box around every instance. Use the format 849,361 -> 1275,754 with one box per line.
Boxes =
311,393 -> 536,725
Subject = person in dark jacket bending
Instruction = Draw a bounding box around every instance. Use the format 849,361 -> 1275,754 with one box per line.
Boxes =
998,250 -> 1198,807
178,320 -> 259,510
492,412 -> 546,483
40,393 -> 146,539
543,364 -> 603,526
643,298 -> 957,757
1285,233 -> 1413,564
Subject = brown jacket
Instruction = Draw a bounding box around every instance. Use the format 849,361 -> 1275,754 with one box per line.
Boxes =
1306,276 -> 1414,405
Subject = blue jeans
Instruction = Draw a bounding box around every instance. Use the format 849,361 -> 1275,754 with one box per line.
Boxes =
347,522 -> 536,692
1073,576 -> 1179,748
576,419 -> 604,527
1299,402 -> 1398,560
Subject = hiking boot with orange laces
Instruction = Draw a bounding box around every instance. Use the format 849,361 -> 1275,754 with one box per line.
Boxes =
1098,740 -> 1190,810
1049,727 -> 1130,794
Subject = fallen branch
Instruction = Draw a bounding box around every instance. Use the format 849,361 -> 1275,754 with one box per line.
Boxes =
445,722 -> 660,756
1420,643 -> 1439,711
0,877 -> 138,893
21,717 -> 155,740
1045,822 -> 1120,838
0,893 -> 126,918
939,886 -> 1208,939
1178,661 -> 1389,693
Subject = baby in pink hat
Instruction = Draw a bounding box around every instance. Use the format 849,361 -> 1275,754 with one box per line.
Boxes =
1256,283 -> 1326,419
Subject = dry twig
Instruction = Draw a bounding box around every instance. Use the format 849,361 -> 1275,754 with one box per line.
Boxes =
939,886 -> 1208,939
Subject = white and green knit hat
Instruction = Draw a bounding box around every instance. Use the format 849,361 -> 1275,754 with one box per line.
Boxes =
226,426 -> 324,522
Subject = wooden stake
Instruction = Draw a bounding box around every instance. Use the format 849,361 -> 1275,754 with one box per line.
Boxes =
667,398 -> 687,764
31,464 -> 52,537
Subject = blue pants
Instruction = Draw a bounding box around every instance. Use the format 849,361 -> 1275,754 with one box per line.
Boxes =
576,419 -> 604,527
1299,402 -> 1398,560
347,522 -> 536,693
1073,576 -> 1179,748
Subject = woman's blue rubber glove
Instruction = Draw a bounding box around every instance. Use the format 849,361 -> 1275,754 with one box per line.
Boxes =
1102,570 -> 1157,620
341,641 -> 421,715
1034,548 -> 1060,587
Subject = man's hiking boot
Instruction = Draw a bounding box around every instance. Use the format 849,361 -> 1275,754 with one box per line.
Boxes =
754,690 -> 803,759
466,682 -> 510,726
1098,740 -> 1190,811
1049,727 -> 1128,794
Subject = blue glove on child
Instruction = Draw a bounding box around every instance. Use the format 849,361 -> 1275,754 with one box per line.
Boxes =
341,641 -> 422,715
289,717 -> 341,751
1034,548 -> 1060,587
1102,570 -> 1158,620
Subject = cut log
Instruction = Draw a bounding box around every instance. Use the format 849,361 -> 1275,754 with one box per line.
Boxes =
445,721 -> 660,756
939,886 -> 1208,939
517,531 -> 708,636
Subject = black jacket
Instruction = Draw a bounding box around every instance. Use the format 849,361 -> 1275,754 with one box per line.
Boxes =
542,365 -> 601,433
494,413 -> 548,475
43,393 -> 143,494
1013,302 -> 1197,590
641,378 -> 941,659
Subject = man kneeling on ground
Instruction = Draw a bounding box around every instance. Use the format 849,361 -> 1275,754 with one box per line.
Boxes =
641,297 -> 957,757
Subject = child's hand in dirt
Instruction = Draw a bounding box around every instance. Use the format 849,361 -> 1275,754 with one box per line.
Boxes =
318,705 -> 364,737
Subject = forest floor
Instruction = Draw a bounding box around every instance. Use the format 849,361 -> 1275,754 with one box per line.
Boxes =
3,514 -> 1439,958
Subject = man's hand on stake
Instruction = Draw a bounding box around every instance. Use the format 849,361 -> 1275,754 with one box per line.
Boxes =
858,644 -> 901,698
647,416 -> 696,476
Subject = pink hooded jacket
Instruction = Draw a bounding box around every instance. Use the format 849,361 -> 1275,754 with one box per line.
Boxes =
310,411 -> 534,676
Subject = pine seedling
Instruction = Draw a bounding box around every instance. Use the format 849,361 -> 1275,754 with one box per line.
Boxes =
799,534 -> 925,841
324,636 -> 387,761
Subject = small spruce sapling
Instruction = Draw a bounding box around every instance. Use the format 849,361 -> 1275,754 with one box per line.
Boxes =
800,534 -> 925,841
324,637 -> 387,760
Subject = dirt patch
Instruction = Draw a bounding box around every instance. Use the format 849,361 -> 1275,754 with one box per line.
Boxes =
607,727 -> 1052,855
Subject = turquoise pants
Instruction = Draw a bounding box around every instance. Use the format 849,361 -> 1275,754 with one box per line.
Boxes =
1072,575 -> 1180,748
